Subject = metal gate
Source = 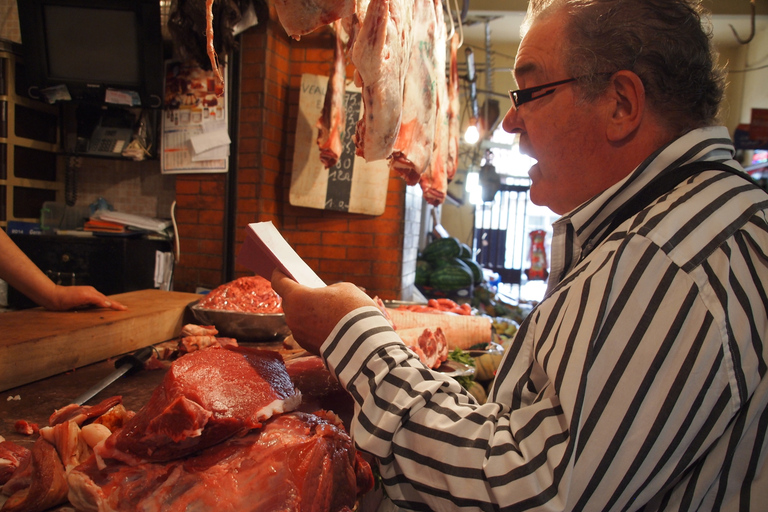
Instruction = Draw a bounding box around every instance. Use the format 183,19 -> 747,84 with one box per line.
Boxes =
473,181 -> 530,289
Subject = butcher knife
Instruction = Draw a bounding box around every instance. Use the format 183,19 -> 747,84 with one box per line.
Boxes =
73,346 -> 155,406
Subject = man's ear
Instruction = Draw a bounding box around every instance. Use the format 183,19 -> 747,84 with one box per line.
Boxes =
605,70 -> 645,142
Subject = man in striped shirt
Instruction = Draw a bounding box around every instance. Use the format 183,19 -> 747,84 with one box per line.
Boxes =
272,0 -> 768,509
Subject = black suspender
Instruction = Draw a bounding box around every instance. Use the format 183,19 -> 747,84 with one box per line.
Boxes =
583,161 -> 763,256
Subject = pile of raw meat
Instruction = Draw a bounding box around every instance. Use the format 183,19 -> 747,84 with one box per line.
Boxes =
274,0 -> 462,206
197,275 -> 283,313
0,345 -> 373,511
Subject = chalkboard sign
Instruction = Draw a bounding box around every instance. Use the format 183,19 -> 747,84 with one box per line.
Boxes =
290,74 -> 390,216
324,91 -> 361,212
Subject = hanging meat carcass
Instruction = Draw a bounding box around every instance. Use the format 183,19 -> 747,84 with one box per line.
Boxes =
446,31 -> 461,182
273,0 -> 357,40
387,0 -> 443,188
317,20 -> 347,168
351,0 -> 414,162
418,0 -> 449,205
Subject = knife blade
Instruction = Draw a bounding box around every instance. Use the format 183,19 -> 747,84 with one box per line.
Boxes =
73,346 -> 155,406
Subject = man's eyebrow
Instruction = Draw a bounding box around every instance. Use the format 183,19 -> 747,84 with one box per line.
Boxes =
513,62 -> 537,76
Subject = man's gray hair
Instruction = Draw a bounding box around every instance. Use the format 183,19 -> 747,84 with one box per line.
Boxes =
523,0 -> 726,135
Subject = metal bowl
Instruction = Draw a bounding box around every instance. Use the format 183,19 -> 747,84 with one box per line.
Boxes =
189,302 -> 290,341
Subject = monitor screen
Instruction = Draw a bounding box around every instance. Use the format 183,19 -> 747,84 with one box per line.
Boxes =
43,5 -> 141,87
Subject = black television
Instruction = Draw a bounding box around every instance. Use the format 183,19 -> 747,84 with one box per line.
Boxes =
17,0 -> 164,108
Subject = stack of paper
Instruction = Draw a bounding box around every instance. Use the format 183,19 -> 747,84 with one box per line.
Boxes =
83,218 -> 128,233
95,211 -> 171,233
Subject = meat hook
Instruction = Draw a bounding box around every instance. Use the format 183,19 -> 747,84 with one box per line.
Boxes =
729,0 -> 756,45
450,0 -> 465,48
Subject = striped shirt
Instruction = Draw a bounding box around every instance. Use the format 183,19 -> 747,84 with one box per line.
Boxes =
321,126 -> 768,511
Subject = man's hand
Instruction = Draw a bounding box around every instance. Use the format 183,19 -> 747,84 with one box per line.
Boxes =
271,269 -> 377,355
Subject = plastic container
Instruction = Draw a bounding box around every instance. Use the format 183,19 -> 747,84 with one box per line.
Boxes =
40,202 -> 90,232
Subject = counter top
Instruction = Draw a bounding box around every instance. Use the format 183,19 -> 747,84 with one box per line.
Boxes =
0,289 -> 201,392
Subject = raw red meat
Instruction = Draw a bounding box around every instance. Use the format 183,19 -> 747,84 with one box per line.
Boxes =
197,275 -> 283,313
68,412 -> 373,512
317,19 -> 347,169
419,0 -> 449,206
48,396 -> 123,427
396,326 -> 449,368
285,355 -> 343,399
388,0 -> 439,185
446,31 -> 460,182
273,0 -> 356,40
0,441 -> 30,486
95,346 -> 301,465
351,0 -> 414,162
12,420 -> 38,436
1,438 -> 68,512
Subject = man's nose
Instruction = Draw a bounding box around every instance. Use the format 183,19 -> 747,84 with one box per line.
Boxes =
501,105 -> 522,134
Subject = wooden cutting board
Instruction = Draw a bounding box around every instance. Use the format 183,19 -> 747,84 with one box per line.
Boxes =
0,289 -> 200,392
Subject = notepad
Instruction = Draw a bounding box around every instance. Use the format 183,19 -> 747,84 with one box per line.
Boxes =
236,221 -> 326,288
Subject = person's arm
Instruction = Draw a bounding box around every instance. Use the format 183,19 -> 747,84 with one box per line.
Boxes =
0,229 -> 126,311
272,232 -> 752,511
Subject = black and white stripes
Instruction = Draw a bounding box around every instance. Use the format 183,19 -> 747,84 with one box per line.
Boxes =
322,126 -> 768,510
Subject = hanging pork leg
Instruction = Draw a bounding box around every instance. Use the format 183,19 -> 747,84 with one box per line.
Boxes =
418,0 -> 449,205
351,0 -> 413,162
446,31 -> 461,182
317,20 -> 347,168
388,0 -> 439,185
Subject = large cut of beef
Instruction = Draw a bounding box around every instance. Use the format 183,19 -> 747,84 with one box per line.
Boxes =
68,411 -> 372,512
95,347 -> 301,465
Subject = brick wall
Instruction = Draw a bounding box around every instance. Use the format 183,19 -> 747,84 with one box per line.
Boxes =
172,13 -> 421,300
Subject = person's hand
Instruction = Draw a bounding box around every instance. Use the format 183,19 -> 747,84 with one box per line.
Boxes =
43,285 -> 128,312
271,269 -> 377,355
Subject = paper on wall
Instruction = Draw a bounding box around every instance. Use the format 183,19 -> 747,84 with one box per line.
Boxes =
236,221 -> 326,288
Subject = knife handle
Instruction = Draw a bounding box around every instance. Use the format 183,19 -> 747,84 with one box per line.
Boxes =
114,346 -> 155,375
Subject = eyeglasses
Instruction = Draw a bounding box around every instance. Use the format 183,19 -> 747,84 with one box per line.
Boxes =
509,77 -> 578,108
509,74 -> 611,108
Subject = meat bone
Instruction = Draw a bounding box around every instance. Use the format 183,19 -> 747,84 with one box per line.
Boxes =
72,346 -> 155,406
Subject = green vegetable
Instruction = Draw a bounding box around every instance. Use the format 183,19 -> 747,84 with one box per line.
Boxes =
430,265 -> 473,291
421,237 -> 462,262
415,259 -> 432,286
459,242 -> 472,259
448,348 -> 475,390
461,258 -> 484,285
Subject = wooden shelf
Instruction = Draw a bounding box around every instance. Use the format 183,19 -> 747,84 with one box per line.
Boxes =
0,40 -> 64,228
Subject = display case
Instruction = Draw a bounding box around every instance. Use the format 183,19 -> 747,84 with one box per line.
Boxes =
0,40 -> 63,228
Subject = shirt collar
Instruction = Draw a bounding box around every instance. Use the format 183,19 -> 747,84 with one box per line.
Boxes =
546,126 -> 735,292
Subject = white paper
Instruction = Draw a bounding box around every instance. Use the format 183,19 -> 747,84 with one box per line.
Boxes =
236,221 -> 326,288
189,129 -> 231,155
191,144 -> 230,162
